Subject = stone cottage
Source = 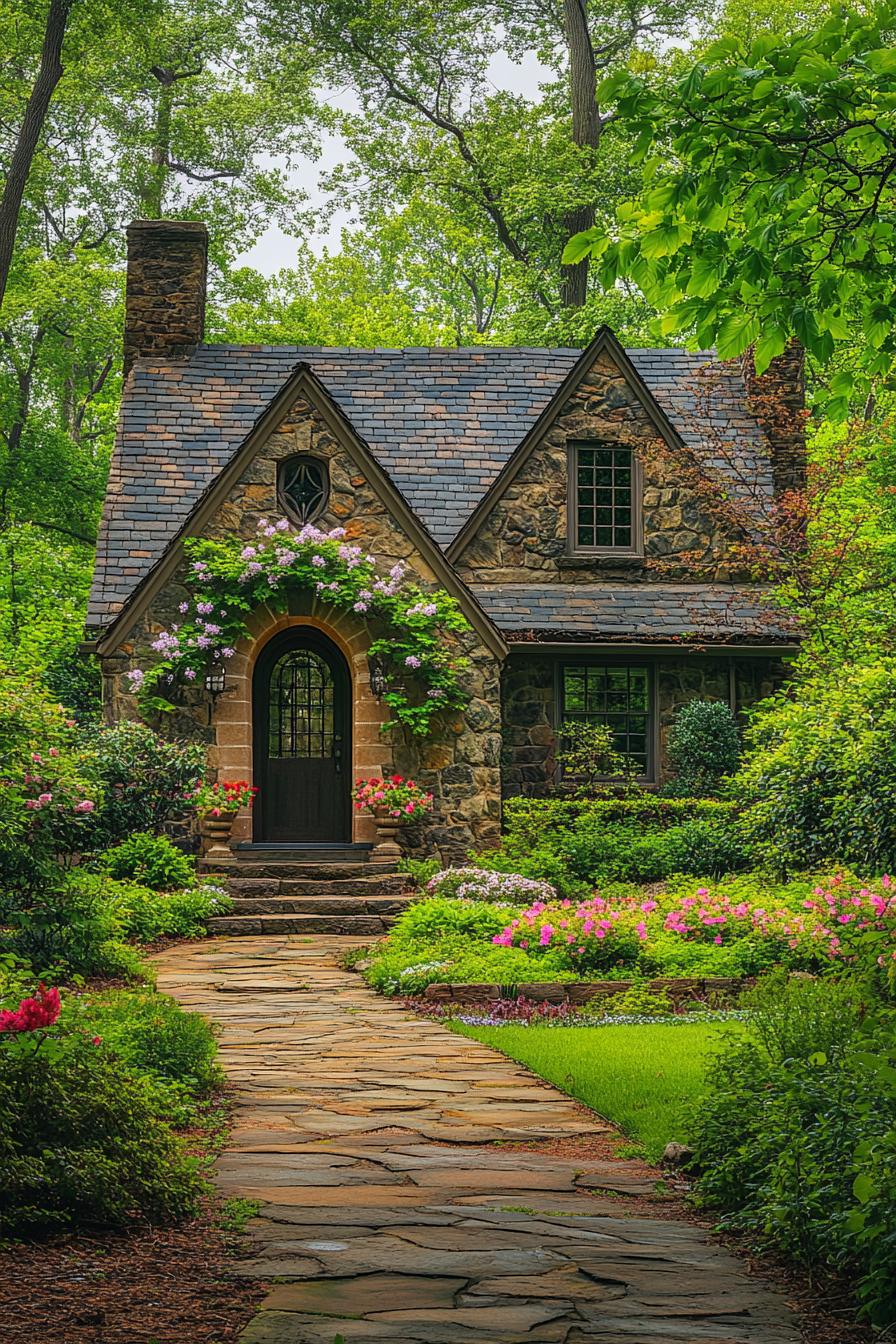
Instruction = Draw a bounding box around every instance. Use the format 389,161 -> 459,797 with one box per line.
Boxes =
84,220 -> 800,860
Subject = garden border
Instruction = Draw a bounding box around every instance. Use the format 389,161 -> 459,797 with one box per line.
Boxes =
420,975 -> 749,1004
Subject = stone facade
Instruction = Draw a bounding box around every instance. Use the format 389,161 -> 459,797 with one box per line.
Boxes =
100,390 -> 503,862
501,649 -> 784,797
454,349 -> 752,586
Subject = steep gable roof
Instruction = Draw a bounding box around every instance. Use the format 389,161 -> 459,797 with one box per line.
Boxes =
87,341 -> 775,632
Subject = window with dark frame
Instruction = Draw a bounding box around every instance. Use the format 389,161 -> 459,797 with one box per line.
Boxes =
561,664 -> 651,776
278,455 -> 329,525
573,442 -> 636,551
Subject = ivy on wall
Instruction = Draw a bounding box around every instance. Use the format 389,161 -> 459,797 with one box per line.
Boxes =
128,519 -> 472,736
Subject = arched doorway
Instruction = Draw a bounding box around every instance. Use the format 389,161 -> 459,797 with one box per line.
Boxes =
252,628 -> 351,843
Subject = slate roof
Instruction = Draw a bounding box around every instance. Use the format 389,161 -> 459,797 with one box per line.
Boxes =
472,584 -> 797,644
87,343 -> 776,632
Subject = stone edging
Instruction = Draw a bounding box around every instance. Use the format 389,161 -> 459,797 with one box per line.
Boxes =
421,975 -> 748,1005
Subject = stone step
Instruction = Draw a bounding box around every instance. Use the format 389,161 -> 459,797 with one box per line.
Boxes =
200,861 -> 399,880
207,912 -> 389,936
225,874 -> 411,898
227,895 -> 413,915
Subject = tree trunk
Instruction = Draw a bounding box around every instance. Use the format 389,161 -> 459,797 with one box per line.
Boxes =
0,0 -> 72,312
559,0 -> 601,309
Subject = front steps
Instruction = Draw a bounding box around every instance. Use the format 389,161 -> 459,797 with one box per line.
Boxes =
200,844 -> 415,936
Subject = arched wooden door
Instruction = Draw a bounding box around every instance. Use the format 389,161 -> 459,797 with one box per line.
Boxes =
253,629 -> 351,843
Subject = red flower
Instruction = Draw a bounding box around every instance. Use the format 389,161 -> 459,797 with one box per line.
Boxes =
0,984 -> 61,1033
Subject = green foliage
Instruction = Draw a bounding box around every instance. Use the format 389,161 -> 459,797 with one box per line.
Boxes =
1,871 -> 145,981
106,876 -> 231,943
666,700 -> 741,796
557,719 -> 629,790
569,5 -> 896,407
690,973 -> 896,1325
135,529 -> 471,737
85,722 -> 205,848
0,1032 -> 204,1234
736,661 -> 896,873
102,832 -> 196,891
81,990 -> 220,1098
397,855 -> 441,888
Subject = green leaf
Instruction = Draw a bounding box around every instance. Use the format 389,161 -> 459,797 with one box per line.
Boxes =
715,311 -> 760,360
753,325 -> 789,374
852,1173 -> 875,1205
686,258 -> 723,299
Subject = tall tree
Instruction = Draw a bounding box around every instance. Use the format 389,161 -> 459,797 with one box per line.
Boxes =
566,4 -> 896,413
0,0 -> 73,310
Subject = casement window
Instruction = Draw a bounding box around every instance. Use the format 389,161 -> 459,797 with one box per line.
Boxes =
278,455 -> 329,525
569,442 -> 641,554
560,663 -> 652,777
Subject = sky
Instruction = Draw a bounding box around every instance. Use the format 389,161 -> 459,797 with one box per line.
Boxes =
238,48 -> 552,277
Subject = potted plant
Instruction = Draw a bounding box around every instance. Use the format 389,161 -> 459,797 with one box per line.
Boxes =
192,779 -> 257,859
352,775 -> 433,863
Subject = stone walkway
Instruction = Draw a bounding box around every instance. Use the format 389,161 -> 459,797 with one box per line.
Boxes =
155,936 -> 801,1344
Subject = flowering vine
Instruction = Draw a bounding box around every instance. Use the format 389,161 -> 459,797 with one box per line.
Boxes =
129,519 -> 472,736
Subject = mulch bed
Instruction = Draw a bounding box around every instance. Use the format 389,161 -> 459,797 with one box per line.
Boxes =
0,1194 -> 266,1344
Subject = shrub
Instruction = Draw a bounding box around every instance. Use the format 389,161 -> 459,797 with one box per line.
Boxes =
426,867 -> 557,905
82,990 -> 220,1095
84,722 -> 205,848
666,699 -> 741,796
503,794 -> 739,844
556,818 -> 748,884
689,974 -> 896,1325
103,832 -> 196,890
737,661 -> 896,874
556,720 -> 628,790
0,1032 -> 203,1233
1,871 -> 144,980
111,880 -> 231,942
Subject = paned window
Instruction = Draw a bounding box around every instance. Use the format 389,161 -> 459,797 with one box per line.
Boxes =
278,455 -> 328,524
572,443 -> 636,550
561,664 -> 651,776
269,650 -> 335,759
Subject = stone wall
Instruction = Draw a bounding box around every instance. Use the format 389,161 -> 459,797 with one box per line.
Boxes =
454,348 -> 751,585
501,649 -> 785,796
100,390 -> 503,862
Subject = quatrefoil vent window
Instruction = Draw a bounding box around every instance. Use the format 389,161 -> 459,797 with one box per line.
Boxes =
278,455 -> 329,525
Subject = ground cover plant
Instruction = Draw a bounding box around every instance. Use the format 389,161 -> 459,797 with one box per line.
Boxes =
364,870 -> 895,993
452,1018 -> 741,1162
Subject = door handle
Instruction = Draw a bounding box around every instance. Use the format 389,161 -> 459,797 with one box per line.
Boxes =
333,735 -> 343,774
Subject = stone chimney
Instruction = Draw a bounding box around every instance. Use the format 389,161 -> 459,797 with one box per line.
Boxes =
741,341 -> 807,497
123,219 -> 208,376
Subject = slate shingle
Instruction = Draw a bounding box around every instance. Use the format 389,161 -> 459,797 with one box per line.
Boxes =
473,584 -> 796,643
87,344 -> 776,631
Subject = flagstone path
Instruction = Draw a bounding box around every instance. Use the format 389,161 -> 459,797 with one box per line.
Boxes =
155,935 -> 801,1344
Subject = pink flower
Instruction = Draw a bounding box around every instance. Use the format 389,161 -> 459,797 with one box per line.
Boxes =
48,748 -> 59,758
74,799 -> 95,813
37,792 -> 52,805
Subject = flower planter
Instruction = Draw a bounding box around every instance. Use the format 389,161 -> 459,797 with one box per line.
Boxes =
370,807 -> 403,865
200,811 -> 235,861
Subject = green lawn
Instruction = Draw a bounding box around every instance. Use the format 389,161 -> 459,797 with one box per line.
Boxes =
451,1021 -> 744,1161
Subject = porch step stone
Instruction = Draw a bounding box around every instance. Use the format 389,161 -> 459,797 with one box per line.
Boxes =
226,874 -> 411,898
207,913 -> 389,936
200,860 -> 398,880
228,896 -> 414,916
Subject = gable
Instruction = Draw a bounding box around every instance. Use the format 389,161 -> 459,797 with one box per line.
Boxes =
86,339 -> 775,633
450,332 -> 768,583
91,366 -> 507,660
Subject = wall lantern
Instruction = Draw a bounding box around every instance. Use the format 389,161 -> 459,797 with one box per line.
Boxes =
204,665 -> 227,723
367,651 -> 387,700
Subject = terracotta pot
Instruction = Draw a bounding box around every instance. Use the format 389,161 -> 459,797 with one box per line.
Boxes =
200,810 -> 235,861
370,805 -> 402,865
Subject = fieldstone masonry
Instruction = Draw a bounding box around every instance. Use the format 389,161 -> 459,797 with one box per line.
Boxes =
102,392 -> 503,860
454,349 -> 753,585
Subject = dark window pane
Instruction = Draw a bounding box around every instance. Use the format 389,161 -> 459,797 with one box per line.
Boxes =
561,664 -> 651,777
595,527 -> 612,546
573,443 -> 635,550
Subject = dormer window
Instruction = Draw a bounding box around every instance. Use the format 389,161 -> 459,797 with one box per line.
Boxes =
278,455 -> 328,525
569,441 -> 641,554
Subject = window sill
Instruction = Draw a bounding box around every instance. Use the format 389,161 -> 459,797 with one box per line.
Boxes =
559,554 -> 645,571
